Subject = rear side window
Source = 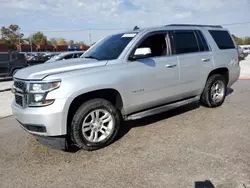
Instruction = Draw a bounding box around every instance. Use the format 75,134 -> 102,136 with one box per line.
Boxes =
195,30 -> 209,51
209,30 -> 235,49
0,54 -> 9,61
172,31 -> 199,54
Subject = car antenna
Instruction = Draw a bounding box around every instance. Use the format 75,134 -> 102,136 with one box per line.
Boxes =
133,26 -> 139,30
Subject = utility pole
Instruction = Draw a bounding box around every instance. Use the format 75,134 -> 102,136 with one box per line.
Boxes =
88,28 -> 92,45
30,37 -> 33,52
18,29 -> 22,52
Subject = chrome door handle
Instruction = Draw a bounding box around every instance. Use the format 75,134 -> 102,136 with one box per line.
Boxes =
202,58 -> 210,62
165,64 -> 177,68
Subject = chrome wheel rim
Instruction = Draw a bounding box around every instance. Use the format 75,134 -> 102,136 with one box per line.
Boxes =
210,80 -> 225,102
82,109 -> 114,143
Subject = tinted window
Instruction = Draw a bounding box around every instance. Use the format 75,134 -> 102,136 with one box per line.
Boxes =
11,53 -> 17,60
83,33 -> 136,60
209,30 -> 235,49
196,30 -> 209,51
75,53 -> 83,58
137,33 -> 167,57
173,31 -> 199,54
0,54 -> 9,62
63,54 -> 74,60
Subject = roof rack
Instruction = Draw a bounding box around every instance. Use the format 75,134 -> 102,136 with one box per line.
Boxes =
166,24 -> 223,28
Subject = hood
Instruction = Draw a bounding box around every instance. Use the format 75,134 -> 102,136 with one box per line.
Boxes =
14,58 -> 107,80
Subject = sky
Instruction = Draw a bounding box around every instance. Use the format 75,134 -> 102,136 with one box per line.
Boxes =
1,0 -> 250,44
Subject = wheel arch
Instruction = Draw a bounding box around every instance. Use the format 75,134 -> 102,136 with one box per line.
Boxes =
66,88 -> 124,135
207,67 -> 229,85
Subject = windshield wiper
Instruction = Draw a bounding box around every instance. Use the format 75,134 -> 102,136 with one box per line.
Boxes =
84,55 -> 100,60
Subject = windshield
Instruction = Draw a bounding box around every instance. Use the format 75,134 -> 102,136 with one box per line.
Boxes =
82,33 -> 137,61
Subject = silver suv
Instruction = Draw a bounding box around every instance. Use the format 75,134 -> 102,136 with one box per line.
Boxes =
12,24 -> 240,150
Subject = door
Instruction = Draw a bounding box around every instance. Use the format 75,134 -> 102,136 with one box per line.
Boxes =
0,54 -> 10,77
124,31 -> 180,114
170,30 -> 213,97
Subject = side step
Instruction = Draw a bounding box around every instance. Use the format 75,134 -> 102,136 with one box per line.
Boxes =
125,96 -> 200,121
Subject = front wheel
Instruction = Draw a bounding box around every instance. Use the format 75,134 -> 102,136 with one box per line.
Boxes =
71,99 -> 121,151
200,74 -> 227,108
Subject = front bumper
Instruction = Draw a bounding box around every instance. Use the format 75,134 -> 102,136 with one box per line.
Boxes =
11,98 -> 68,136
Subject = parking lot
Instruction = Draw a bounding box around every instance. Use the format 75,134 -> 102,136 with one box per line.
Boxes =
0,56 -> 250,188
0,82 -> 250,188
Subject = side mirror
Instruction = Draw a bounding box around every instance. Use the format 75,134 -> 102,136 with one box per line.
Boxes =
132,47 -> 152,60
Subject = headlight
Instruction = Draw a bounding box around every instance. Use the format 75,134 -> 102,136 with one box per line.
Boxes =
27,81 -> 61,107
29,81 -> 61,93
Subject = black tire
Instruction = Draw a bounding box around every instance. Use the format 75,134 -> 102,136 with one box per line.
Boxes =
71,98 -> 121,151
200,74 -> 227,108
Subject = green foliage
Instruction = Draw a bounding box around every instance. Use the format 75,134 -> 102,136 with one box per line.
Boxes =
50,38 -> 57,46
68,40 -> 74,45
232,35 -> 250,45
31,31 -> 47,45
57,38 -> 67,46
243,37 -> 250,45
232,35 -> 244,45
0,24 -> 23,51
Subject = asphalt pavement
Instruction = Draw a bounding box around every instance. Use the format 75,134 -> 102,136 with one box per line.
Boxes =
0,80 -> 250,188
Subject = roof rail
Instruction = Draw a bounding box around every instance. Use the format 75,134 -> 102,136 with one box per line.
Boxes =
166,24 -> 223,28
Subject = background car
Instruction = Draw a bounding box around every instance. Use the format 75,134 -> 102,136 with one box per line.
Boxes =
27,54 -> 56,66
45,51 -> 84,63
0,52 -> 27,78
237,46 -> 248,60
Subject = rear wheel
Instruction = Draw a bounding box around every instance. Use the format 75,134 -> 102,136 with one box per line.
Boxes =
200,74 -> 227,108
71,98 -> 121,151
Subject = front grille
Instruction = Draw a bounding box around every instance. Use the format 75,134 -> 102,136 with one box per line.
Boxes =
14,81 -> 26,92
15,94 -> 23,107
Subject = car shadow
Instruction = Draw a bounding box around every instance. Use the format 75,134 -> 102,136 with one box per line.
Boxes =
226,88 -> 234,96
195,180 -> 215,188
116,88 -> 234,141
116,101 -> 200,142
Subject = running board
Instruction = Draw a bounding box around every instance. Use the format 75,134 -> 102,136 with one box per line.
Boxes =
125,96 -> 200,121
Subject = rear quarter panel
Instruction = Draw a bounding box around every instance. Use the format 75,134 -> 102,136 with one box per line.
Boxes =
202,29 -> 240,87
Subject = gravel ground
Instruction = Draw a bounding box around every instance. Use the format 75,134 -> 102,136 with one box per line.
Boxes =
0,91 -> 13,118
0,81 -> 250,188
0,79 -> 13,91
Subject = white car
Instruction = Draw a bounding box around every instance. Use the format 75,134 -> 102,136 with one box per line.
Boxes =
45,51 -> 84,63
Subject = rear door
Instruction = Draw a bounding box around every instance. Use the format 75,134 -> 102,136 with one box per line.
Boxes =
170,30 -> 213,97
0,54 -> 10,77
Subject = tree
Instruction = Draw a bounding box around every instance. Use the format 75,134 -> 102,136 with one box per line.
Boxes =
50,38 -> 57,46
68,40 -> 74,46
243,37 -> 250,45
32,32 -> 47,45
1,24 -> 23,51
39,37 -> 47,45
232,35 -> 244,45
57,38 -> 67,46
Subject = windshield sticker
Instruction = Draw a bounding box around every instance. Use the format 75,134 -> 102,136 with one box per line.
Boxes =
122,33 -> 137,38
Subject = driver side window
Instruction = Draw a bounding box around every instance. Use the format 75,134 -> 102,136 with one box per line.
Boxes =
137,33 -> 168,57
